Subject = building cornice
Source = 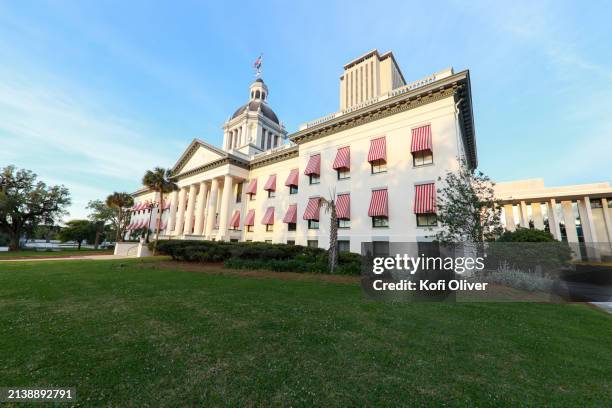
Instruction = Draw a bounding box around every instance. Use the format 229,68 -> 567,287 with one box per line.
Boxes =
290,70 -> 477,168
250,145 -> 299,170
171,156 -> 250,181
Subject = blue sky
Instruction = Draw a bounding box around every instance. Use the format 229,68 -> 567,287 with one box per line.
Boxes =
1,0 -> 611,219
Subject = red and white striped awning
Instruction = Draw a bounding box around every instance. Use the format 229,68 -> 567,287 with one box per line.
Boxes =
368,189 -> 388,217
303,197 -> 320,220
336,194 -> 350,219
264,174 -> 277,191
246,179 -> 258,195
261,206 -> 275,225
132,202 -> 146,211
411,125 -> 432,153
332,146 -> 350,170
159,219 -> 167,230
244,209 -> 255,226
304,154 -> 321,176
127,221 -> 135,230
230,210 -> 241,228
283,204 -> 297,223
285,168 -> 299,187
413,183 -> 436,214
367,137 -> 387,163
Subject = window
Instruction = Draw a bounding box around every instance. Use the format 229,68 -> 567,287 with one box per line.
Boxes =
307,240 -> 318,248
416,213 -> 438,227
413,150 -> 433,166
337,169 -> 350,180
289,185 -> 298,195
371,159 -> 387,174
287,240 -> 295,245
249,193 -> 255,201
338,240 -> 350,253
373,241 -> 389,257
337,219 -> 351,229
266,224 -> 274,232
308,220 -> 319,230
288,222 -> 296,231
372,216 -> 389,228
590,199 -> 602,209
230,239 -> 239,243
265,239 -> 272,243
246,239 -> 253,242
309,174 -> 320,185
236,182 -> 243,203
268,190 -> 276,198
247,225 -> 254,232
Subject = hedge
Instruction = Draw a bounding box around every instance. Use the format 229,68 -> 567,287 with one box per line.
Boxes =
152,240 -> 362,275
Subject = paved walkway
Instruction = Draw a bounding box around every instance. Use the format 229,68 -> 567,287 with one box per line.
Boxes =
0,254 -> 136,262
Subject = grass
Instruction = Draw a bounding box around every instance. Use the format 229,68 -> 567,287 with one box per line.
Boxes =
0,248 -> 113,259
0,259 -> 610,407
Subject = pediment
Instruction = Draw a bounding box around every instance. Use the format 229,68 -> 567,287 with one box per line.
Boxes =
172,139 -> 227,175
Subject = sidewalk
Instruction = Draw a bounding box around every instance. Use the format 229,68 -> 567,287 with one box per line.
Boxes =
0,254 -> 135,262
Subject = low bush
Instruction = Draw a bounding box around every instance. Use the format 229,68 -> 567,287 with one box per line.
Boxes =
153,240 -> 362,275
471,263 -> 554,292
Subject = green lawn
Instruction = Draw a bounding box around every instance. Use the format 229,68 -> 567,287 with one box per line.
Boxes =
0,248 -> 113,258
0,259 -> 610,407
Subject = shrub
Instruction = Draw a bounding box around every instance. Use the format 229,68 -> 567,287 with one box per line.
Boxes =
497,228 -> 556,242
471,263 -> 554,292
153,240 -> 362,275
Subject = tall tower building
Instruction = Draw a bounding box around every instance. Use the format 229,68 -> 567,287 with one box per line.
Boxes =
222,78 -> 287,156
339,49 -> 406,111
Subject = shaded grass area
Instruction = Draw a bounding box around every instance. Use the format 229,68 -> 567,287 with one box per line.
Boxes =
0,249 -> 113,259
0,259 -> 610,407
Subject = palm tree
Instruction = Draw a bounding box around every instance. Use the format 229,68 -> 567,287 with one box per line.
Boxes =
105,192 -> 134,242
142,167 -> 178,255
320,189 -> 339,273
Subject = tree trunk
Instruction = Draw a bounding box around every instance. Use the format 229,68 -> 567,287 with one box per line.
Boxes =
152,192 -> 163,256
328,201 -> 338,273
94,230 -> 101,249
8,232 -> 19,251
77,240 -> 82,250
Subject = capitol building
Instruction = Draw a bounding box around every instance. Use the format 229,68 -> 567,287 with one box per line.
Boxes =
126,49 -> 612,257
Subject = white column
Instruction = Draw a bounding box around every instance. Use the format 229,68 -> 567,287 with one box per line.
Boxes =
561,201 -> 578,243
183,184 -> 197,235
238,127 -> 242,146
204,178 -> 219,239
601,198 -> 612,247
548,199 -> 561,240
503,204 -> 515,231
519,201 -> 529,228
579,197 -> 598,243
531,202 -> 544,230
174,187 -> 187,235
194,181 -> 208,235
216,175 -> 234,241
242,123 -> 248,144
167,190 -> 179,234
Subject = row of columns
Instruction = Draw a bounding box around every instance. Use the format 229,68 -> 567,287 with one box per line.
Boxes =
227,125 -> 247,150
502,196 -> 612,249
165,175 -> 235,241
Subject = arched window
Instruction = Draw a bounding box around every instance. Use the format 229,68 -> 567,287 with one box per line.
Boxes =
251,91 -> 254,98
255,90 -> 261,99
262,92 -> 266,100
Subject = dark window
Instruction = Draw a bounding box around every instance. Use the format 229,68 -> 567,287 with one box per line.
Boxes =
249,193 -> 255,201
230,239 -> 239,243
371,159 -> 387,174
373,241 -> 389,257
236,182 -> 243,203
590,199 -> 602,209
309,174 -> 320,185
289,185 -> 298,194
246,239 -> 253,242
608,198 -> 612,208
308,220 -> 319,230
268,190 -> 275,198
265,239 -> 272,243
288,222 -> 296,231
337,219 -> 351,229
255,90 -> 260,99
266,224 -> 274,232
307,240 -> 318,248
338,240 -> 350,252
247,225 -> 254,232
287,240 -> 295,245
372,216 -> 389,228
416,213 -> 438,227
337,169 -> 350,180
413,150 -> 433,166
